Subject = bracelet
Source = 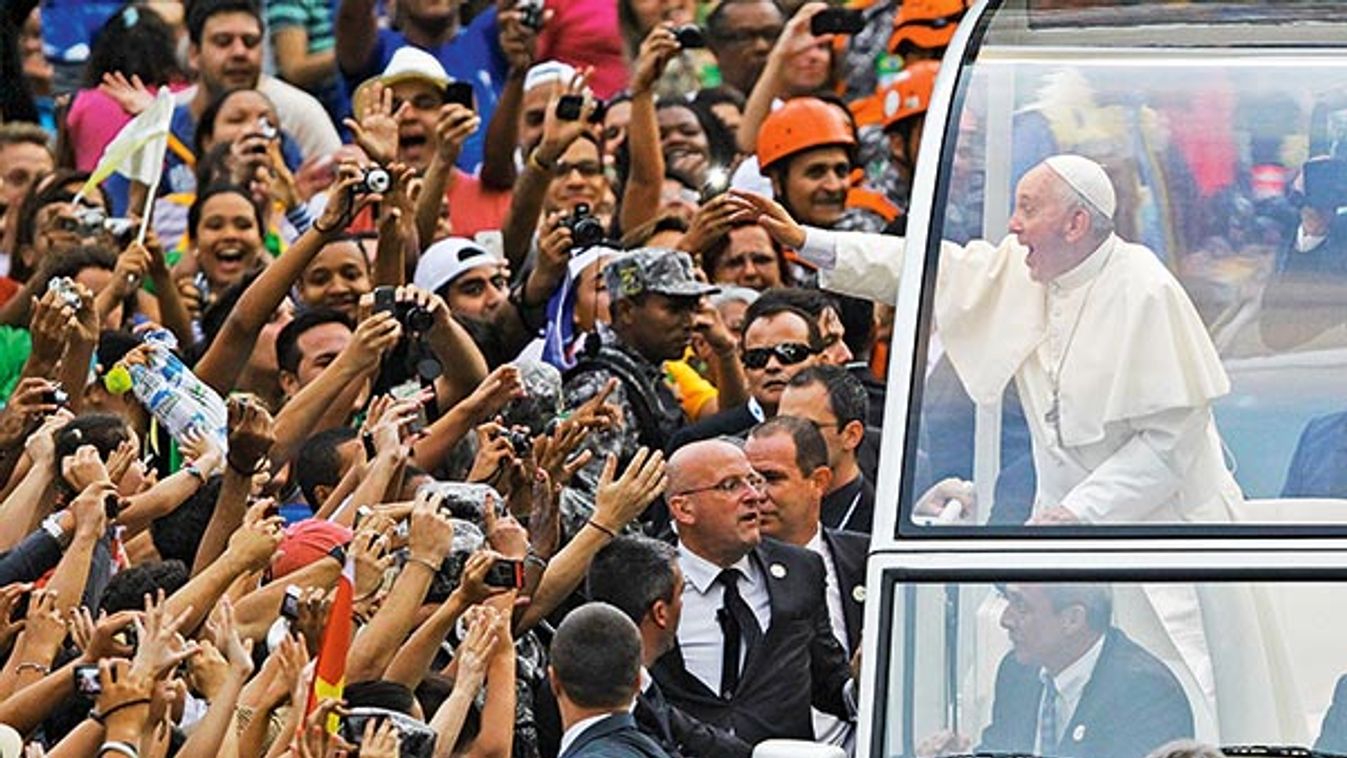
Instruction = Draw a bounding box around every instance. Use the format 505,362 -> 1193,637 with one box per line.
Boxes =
94,698 -> 152,725
226,454 -> 262,475
527,147 -> 556,174
183,463 -> 208,485
524,552 -> 548,571
405,555 -> 441,573
16,662 -> 49,676
585,519 -> 617,539
98,740 -> 140,758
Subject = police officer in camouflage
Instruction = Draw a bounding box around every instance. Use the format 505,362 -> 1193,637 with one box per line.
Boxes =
562,249 -> 719,510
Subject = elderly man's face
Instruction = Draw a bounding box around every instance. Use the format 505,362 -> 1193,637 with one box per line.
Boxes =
1008,164 -> 1090,283
999,584 -> 1077,669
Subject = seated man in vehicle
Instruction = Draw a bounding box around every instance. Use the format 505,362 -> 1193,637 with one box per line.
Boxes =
920,584 -> 1193,758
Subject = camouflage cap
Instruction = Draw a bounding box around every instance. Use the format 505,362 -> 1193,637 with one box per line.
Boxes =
604,248 -> 719,302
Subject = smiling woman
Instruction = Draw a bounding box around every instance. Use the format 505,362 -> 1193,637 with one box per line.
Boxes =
187,183 -> 265,295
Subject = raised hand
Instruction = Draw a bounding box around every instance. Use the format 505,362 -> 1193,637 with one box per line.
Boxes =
407,489 -> 456,566
631,24 -> 681,96
99,72 -> 155,116
593,447 -> 668,532
131,590 -> 200,679
725,189 -> 807,250
482,493 -> 528,560
226,395 -> 275,475
344,81 -> 405,166
225,511 -> 284,573
433,104 -> 481,169
454,551 -> 508,606
536,67 -> 598,166
71,608 -> 138,662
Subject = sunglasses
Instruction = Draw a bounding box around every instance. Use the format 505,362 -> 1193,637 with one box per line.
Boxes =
741,342 -> 816,370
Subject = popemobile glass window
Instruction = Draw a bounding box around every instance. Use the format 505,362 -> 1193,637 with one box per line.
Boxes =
892,0 -> 1347,535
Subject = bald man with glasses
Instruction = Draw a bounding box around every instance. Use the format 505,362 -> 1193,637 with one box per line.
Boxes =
653,438 -> 856,745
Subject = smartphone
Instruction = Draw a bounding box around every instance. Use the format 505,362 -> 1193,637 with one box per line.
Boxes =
372,285 -> 397,317
445,81 -> 474,110
484,559 -> 526,589
811,7 -> 865,35
280,585 -> 302,623
73,664 -> 102,696
103,493 -> 121,521
555,94 -> 584,121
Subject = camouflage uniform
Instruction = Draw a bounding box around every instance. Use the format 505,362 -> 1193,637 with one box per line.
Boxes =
559,250 -> 717,529
839,0 -> 901,102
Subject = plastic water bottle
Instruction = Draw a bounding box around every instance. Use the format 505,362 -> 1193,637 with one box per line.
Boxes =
104,328 -> 229,451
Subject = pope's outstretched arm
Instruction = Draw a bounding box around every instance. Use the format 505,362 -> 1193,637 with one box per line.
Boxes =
727,190 -> 905,305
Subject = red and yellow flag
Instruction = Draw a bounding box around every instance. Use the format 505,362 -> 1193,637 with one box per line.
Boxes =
307,556 -> 355,733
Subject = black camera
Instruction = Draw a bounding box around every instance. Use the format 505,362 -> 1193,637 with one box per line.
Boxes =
43,385 -> 68,406
673,24 -> 706,49
354,166 -> 392,195
485,559 -> 525,589
810,7 -> 865,35
517,0 -> 544,30
372,286 -> 435,333
504,428 -> 533,457
561,203 -> 605,251
555,93 -> 584,121
445,81 -> 474,110
280,585 -> 301,623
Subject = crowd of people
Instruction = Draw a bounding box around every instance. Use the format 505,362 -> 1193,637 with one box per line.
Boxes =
0,0 -> 978,755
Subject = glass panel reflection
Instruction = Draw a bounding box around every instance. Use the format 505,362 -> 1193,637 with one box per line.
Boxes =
882,581 -> 1343,757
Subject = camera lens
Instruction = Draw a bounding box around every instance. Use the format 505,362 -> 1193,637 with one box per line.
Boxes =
403,305 -> 434,333
364,167 -> 392,194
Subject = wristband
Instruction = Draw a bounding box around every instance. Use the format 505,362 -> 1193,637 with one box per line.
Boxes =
16,662 -> 49,676
585,519 -> 617,539
98,740 -> 140,758
406,555 -> 441,573
524,551 -> 548,571
184,462 -> 208,485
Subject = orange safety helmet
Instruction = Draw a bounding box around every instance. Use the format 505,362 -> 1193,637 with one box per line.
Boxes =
757,97 -> 858,172
888,0 -> 968,54
881,60 -> 939,129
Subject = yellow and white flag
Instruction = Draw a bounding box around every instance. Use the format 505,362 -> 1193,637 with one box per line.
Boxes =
77,87 -> 174,197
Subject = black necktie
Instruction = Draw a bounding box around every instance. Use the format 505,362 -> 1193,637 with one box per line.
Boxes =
716,568 -> 761,698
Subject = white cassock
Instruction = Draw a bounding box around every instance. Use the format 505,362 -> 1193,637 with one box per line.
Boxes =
799,227 -> 1307,743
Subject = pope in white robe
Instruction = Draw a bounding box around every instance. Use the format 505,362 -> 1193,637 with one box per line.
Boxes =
726,154 -> 1306,744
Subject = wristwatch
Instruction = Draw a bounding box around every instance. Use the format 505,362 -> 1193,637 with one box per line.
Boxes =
41,513 -> 71,550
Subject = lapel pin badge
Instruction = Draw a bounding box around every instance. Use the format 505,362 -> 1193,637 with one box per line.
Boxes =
769,563 -> 787,579
1072,725 -> 1086,742
852,585 -> 866,603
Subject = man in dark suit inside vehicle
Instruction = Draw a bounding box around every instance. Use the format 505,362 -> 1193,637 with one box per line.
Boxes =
653,438 -> 856,745
920,583 -> 1193,758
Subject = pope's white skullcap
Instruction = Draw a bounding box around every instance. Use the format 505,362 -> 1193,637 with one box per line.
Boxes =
1043,154 -> 1116,218
380,47 -> 450,90
524,60 -> 578,94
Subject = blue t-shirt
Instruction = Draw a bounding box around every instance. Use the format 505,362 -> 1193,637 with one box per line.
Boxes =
342,8 -> 506,173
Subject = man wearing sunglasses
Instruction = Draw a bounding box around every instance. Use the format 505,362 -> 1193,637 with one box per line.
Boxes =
668,297 -> 822,452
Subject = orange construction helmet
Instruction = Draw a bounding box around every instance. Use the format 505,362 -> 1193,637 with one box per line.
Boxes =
888,0 -> 968,54
757,97 -> 858,172
880,60 -> 939,129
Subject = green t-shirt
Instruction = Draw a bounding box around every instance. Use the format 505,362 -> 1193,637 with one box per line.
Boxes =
0,327 -> 31,404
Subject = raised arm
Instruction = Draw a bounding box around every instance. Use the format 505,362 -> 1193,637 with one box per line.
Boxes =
479,6 -> 542,191
335,0 -> 379,78
736,3 -> 828,154
619,26 -> 677,236
416,104 -> 481,247
196,166 -> 373,394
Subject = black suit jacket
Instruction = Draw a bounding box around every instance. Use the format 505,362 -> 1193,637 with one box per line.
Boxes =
979,628 -> 1193,758
561,712 -> 671,758
666,404 -> 758,454
822,528 -> 868,653
535,674 -> 752,758
652,538 -> 854,744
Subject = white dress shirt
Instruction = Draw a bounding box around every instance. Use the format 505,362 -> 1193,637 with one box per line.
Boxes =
676,544 -> 772,696
806,529 -> 854,748
1035,633 -> 1106,752
559,713 -> 614,757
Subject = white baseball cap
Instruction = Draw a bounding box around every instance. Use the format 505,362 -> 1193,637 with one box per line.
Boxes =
414,237 -> 504,294
380,46 -> 450,90
524,60 -> 578,94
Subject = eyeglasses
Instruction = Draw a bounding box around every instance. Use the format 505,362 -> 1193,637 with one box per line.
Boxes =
391,94 -> 443,112
711,26 -> 784,44
741,342 -> 816,370
674,472 -> 765,498
555,160 -> 603,178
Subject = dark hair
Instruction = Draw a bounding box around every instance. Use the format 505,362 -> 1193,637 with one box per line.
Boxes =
188,182 -> 266,244
195,88 -> 270,157
787,364 -> 869,429
586,537 -> 678,625
55,414 -> 131,468
99,560 -> 190,613
344,680 -> 416,715
740,298 -> 821,350
196,269 -> 263,361
619,213 -> 689,249
84,4 -> 183,88
39,244 -> 118,281
151,475 -> 223,566
12,170 -> 107,282
550,603 -> 642,709
692,86 -> 746,114
275,308 -> 354,375
1044,584 -> 1113,633
655,100 -> 736,173
194,142 -> 236,192
749,415 -> 829,476
187,0 -> 264,45
707,0 -> 784,40
701,220 -> 791,287
295,427 -> 358,508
